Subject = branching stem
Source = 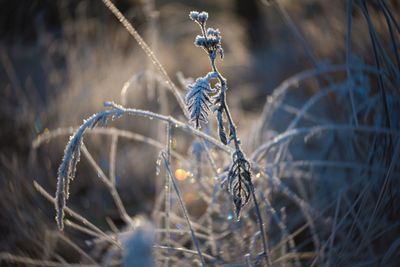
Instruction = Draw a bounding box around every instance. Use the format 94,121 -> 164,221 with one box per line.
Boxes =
198,19 -> 272,267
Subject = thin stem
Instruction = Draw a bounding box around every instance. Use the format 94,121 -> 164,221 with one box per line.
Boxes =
359,0 -> 392,130
251,124 -> 400,162
56,234 -> 97,265
327,192 -> 342,266
153,245 -> 216,262
346,0 -> 359,126
102,0 -> 188,118
164,123 -> 172,267
112,104 -> 231,153
249,181 -> 273,267
378,0 -> 400,71
379,0 -> 400,34
34,181 -> 120,248
33,127 -> 188,164
109,134 -> 118,185
161,153 -> 207,267
205,35 -> 240,151
81,145 -> 132,226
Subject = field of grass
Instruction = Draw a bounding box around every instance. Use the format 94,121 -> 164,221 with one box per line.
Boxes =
0,0 -> 399,266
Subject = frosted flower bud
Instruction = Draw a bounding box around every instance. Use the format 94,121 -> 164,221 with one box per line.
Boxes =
189,11 -> 199,21
206,28 -> 220,37
194,35 -> 207,48
198,11 -> 208,23
208,36 -> 220,47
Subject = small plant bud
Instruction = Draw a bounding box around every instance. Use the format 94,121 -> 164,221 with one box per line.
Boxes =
198,11 -> 208,23
189,11 -> 199,21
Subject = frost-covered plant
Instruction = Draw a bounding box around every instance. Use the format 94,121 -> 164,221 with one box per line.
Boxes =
186,11 -> 272,265
50,10 -> 272,266
55,111 -> 111,230
187,10 -> 254,219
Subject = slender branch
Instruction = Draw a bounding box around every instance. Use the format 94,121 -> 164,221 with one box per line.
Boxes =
164,123 -> 172,267
34,181 -> 121,248
81,144 -> 132,226
249,181 -> 273,267
161,152 -> 207,267
32,127 -> 188,164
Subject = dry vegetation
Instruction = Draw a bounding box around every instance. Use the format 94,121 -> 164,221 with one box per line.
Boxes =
1,0 -> 400,266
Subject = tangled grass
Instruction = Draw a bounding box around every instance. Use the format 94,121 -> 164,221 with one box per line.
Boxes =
2,0 -> 400,266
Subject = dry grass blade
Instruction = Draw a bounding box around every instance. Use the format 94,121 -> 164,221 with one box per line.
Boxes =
101,0 -> 188,118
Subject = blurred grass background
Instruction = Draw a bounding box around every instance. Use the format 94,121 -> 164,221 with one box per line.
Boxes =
1,0 -> 399,265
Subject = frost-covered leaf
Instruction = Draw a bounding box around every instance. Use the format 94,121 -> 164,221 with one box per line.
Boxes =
185,74 -> 217,128
227,150 -> 252,219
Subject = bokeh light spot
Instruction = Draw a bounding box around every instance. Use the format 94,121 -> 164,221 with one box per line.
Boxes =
175,168 -> 188,181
